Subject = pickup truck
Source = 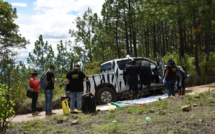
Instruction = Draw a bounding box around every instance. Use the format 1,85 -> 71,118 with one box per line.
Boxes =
83,53 -> 165,104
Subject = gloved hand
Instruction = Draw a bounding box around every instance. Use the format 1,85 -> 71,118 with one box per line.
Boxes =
163,78 -> 166,83
179,82 -> 182,87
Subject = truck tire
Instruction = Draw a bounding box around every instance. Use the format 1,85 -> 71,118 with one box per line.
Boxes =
97,87 -> 116,104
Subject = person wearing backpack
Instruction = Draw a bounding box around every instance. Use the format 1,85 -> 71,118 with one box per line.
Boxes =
177,66 -> 187,95
29,71 -> 40,115
66,64 -> 86,112
44,65 -> 57,115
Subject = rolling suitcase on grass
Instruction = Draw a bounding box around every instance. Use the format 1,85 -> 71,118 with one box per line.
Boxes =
82,93 -> 96,113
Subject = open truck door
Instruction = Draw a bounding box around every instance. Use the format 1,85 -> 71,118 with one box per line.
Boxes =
156,52 -> 165,83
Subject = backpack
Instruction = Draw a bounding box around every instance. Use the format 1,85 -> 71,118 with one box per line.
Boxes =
82,93 -> 96,113
40,71 -> 50,89
180,70 -> 187,80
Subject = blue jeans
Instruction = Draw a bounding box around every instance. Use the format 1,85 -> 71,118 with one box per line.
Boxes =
166,80 -> 176,97
44,89 -> 54,113
70,92 -> 82,111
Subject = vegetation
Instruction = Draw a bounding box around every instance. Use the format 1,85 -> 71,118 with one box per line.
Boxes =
0,84 -> 15,132
7,89 -> 215,134
1,0 -> 215,132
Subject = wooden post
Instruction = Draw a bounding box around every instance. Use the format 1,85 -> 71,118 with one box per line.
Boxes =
70,58 -> 73,70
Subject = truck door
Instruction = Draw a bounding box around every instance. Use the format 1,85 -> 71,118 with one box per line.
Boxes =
156,52 -> 165,83
115,59 -> 131,93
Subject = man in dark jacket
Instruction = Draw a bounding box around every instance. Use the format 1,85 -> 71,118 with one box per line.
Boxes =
126,60 -> 139,98
66,64 -> 86,112
140,61 -> 152,89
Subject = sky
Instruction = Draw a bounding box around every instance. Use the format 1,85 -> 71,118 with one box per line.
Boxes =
6,0 -> 105,63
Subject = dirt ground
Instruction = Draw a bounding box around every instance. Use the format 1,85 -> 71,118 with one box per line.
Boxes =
11,82 -> 215,123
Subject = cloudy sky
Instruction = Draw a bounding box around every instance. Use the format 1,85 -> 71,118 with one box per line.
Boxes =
7,0 -> 105,63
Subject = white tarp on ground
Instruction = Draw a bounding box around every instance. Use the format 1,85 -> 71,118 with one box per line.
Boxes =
117,94 -> 168,105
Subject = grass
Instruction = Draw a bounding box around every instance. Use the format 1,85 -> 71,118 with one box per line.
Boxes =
14,89 -> 65,114
7,88 -> 215,134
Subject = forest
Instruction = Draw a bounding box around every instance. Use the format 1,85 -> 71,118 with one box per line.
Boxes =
1,0 -> 215,131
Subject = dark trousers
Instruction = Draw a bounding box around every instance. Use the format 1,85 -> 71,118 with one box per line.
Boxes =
32,92 -> 38,112
128,78 -> 138,96
166,80 -> 176,97
177,80 -> 185,95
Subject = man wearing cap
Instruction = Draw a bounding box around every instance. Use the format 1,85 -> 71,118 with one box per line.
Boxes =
125,60 -> 139,98
44,65 -> 57,115
66,64 -> 86,112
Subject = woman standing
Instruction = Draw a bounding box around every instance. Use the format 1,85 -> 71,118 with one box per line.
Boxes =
29,71 -> 40,115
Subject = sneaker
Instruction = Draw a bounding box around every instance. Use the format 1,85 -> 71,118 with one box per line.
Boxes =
32,112 -> 39,115
76,109 -> 82,113
51,112 -> 56,115
45,112 -> 52,115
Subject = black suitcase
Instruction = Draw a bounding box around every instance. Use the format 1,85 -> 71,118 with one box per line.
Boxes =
82,93 -> 96,113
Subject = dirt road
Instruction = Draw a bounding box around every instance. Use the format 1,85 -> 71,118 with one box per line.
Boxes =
11,83 -> 215,122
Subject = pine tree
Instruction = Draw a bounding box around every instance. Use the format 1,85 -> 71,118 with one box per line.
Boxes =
27,35 -> 54,71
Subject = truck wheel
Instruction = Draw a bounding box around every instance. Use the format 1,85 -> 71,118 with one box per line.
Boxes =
97,87 -> 116,104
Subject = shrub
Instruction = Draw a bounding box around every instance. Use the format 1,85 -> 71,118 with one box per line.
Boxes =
0,84 -> 15,132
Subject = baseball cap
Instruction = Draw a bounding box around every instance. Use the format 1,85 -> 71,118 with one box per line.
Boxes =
74,64 -> 80,68
49,65 -> 55,69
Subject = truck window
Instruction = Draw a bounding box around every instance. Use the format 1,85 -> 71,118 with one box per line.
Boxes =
135,59 -> 156,70
100,62 -> 112,72
117,59 -> 132,70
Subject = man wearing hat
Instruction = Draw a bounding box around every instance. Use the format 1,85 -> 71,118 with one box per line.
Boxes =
66,64 -> 86,112
125,60 -> 139,98
44,65 -> 57,115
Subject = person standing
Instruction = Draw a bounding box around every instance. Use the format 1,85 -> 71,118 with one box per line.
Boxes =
126,60 -> 139,98
140,61 -> 152,89
177,66 -> 187,95
66,64 -> 86,112
30,71 -> 40,115
163,59 -> 178,97
45,65 -> 57,115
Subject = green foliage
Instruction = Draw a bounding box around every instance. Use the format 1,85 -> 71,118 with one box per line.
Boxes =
0,84 -> 15,132
0,0 -> 28,57
83,60 -> 101,76
27,35 -> 55,71
55,40 -> 70,77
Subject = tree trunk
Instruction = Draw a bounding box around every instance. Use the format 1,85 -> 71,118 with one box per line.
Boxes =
128,0 -> 133,56
162,22 -> 166,56
205,0 -> 212,72
115,21 -> 120,58
191,27 -> 193,53
153,21 -> 157,57
132,25 -> 137,57
184,24 -> 187,54
193,8 -> 201,75
178,18 -> 184,65
124,9 -> 130,55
